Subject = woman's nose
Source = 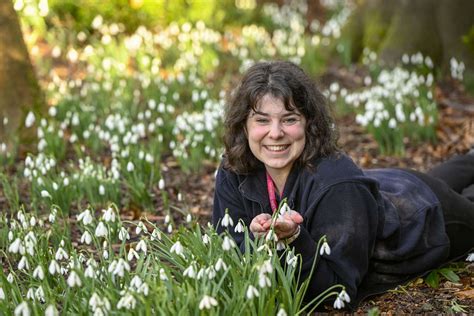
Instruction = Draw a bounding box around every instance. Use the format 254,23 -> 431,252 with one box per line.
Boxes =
268,122 -> 284,138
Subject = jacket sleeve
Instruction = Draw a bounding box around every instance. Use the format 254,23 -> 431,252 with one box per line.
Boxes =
212,167 -> 252,252
288,182 -> 380,304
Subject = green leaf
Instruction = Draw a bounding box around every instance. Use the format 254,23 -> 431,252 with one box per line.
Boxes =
439,268 -> 460,283
425,270 -> 439,288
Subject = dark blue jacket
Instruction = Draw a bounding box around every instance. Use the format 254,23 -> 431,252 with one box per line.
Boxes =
212,153 -> 450,307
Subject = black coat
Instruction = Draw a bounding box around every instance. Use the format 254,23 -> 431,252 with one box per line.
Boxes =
212,153 -> 450,308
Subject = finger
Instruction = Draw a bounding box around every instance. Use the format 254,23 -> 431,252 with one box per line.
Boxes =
283,211 -> 303,224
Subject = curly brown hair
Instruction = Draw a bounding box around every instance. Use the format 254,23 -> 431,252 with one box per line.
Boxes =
223,61 -> 339,174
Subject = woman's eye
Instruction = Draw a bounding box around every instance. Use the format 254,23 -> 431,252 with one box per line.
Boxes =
284,117 -> 298,124
256,118 -> 269,123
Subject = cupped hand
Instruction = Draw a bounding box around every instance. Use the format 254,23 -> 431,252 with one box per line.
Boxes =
249,213 -> 272,237
273,210 -> 304,239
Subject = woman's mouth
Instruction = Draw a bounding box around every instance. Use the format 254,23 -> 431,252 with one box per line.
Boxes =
264,145 -> 290,152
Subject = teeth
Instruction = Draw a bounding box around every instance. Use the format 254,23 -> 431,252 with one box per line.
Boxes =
266,145 -> 289,151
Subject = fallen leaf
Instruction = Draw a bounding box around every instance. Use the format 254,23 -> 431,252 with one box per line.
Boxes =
455,289 -> 474,299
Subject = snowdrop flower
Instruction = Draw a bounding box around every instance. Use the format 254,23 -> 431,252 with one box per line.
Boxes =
95,221 -> 108,238
8,238 -> 22,254
102,207 -> 116,222
103,249 -> 109,259
84,265 -> 95,278
111,259 -> 130,278
130,275 -> 143,289
186,214 -> 192,223
98,185 -> 105,196
466,253 -> 474,262
18,256 -> 29,270
35,286 -> 45,302
7,273 -> 14,283
183,263 -> 196,278
260,260 -> 273,275
41,190 -> 52,199
221,212 -> 234,227
33,265 -> 44,280
126,161 -> 134,172
135,221 -> 147,234
77,209 -> 93,225
151,229 -> 161,241
234,221 -> 244,233
202,234 -> 210,244
48,260 -> 60,275
119,227 -> 130,241
127,248 -> 139,261
44,305 -> 58,316
286,251 -> 298,268
67,271 -> 82,287
14,301 -> 30,316
0,287 -> 5,300
136,240 -> 147,254
265,229 -> 278,242
137,283 -> 149,296
81,231 -> 92,245
320,240 -> 331,256
258,274 -> 271,288
159,268 -> 168,281
158,178 -> 165,190
55,247 -> 69,260
167,224 -> 173,233
117,291 -> 136,310
333,296 -> 344,309
164,214 -> 170,224
339,289 -> 351,303
199,295 -> 218,310
277,308 -> 288,316
222,236 -> 235,251
215,258 -> 228,272
170,240 -> 184,256
246,285 -> 259,299
25,111 -> 35,128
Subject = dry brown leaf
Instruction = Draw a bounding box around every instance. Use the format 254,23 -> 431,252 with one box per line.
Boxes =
455,289 -> 474,299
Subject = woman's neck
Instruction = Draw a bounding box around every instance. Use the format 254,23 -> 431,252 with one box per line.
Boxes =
267,169 -> 289,196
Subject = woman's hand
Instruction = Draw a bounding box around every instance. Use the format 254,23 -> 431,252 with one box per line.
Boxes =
273,210 -> 304,239
249,213 -> 272,237
250,211 -> 304,240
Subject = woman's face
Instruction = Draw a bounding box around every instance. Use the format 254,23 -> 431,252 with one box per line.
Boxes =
246,94 -> 306,176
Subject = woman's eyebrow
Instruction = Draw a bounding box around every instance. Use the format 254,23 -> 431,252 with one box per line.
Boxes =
250,111 -> 302,117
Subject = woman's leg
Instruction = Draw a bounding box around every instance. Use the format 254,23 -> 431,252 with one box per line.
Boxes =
426,154 -> 474,194
406,168 -> 474,259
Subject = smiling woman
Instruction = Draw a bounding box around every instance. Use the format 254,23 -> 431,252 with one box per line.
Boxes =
212,60 -> 474,310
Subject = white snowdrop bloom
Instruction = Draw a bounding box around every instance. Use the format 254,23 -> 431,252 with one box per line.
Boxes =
8,238 -> 22,253
158,178 -> 165,190
29,216 -> 37,227
466,253 -> 474,262
117,292 -> 136,310
41,190 -> 52,199
320,241 -> 331,256
127,248 -> 139,261
103,249 -> 109,260
67,271 -> 82,287
159,268 -> 168,281
286,251 -> 298,268
84,265 -> 95,278
151,229 -> 161,241
138,283 -> 149,296
126,161 -> 135,172
164,214 -> 170,224
186,214 -> 192,223
136,221 -> 147,234
234,221 -> 244,233
98,185 -> 105,196
55,247 -> 69,260
7,273 -> 14,283
63,177 -> 70,186
222,236 -> 235,251
45,305 -> 58,316
112,259 -> 130,278
18,256 -> 29,270
246,285 -> 260,299
136,240 -> 147,254
14,301 -> 30,316
77,209 -> 94,225
199,295 -> 218,310
0,287 -> 5,300
95,222 -> 108,238
170,241 -> 184,256
202,234 -> 210,244
48,260 -> 60,275
33,265 -> 44,280
25,112 -> 35,128
258,274 -> 271,288
183,264 -> 196,279
339,289 -> 351,303
102,207 -> 116,222
35,286 -> 45,302
80,231 -> 92,245
130,275 -> 143,289
167,224 -> 173,233
214,258 -> 228,271
388,118 -> 397,129
221,212 -> 234,227
277,308 -> 288,316
8,231 -> 13,241
206,267 -> 216,279
333,296 -> 344,309
260,260 -> 273,275
119,227 -> 130,241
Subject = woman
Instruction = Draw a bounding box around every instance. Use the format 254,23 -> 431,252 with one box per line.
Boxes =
212,61 -> 474,308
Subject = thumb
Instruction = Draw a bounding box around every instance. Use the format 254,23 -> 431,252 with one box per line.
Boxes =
287,210 -> 303,224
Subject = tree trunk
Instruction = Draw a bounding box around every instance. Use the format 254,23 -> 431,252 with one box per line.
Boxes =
341,0 -> 474,70
0,0 -> 44,149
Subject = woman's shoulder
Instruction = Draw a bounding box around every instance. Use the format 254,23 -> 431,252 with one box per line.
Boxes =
310,152 -> 364,179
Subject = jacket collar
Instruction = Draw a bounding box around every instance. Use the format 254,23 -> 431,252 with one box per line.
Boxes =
238,163 -> 301,211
